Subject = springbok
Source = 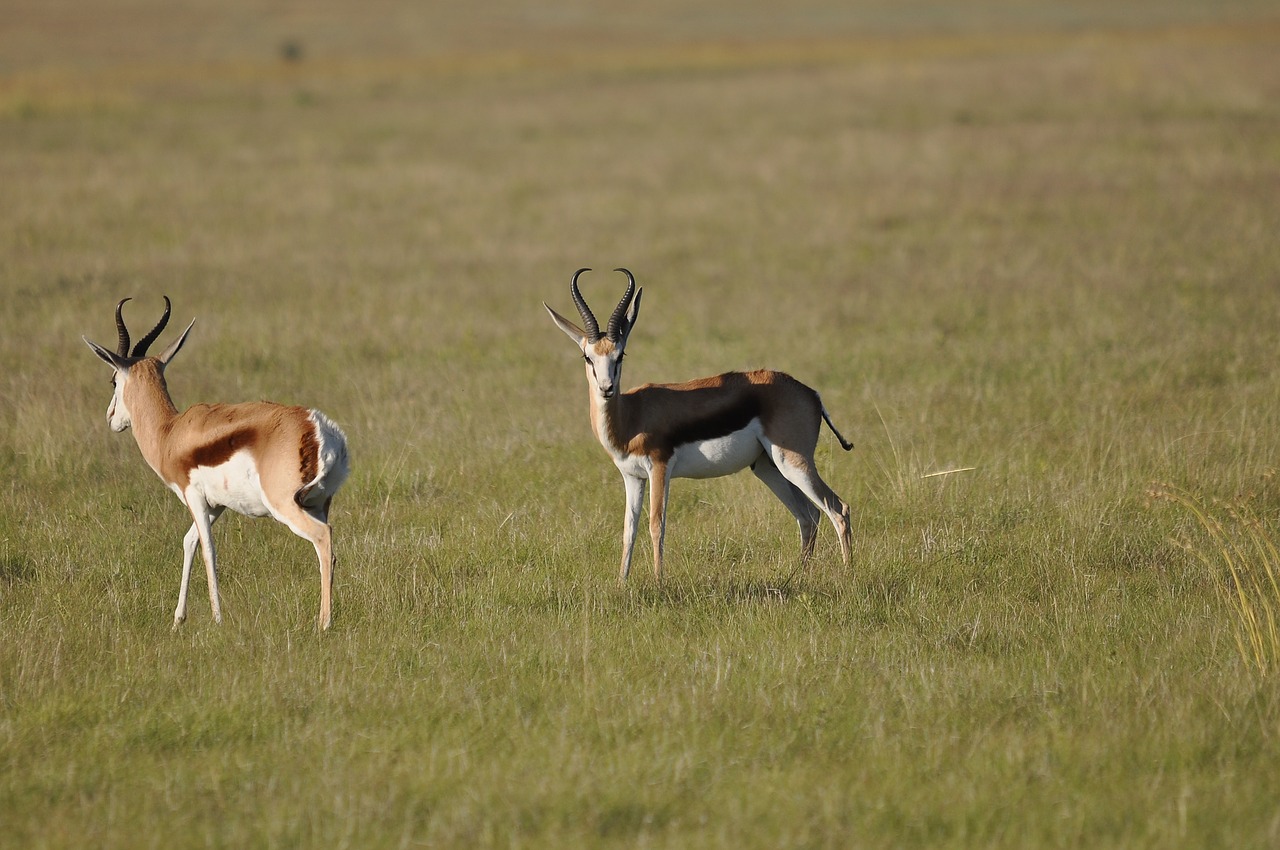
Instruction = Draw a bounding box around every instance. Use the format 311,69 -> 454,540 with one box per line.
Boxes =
84,297 -> 350,630
545,268 -> 854,581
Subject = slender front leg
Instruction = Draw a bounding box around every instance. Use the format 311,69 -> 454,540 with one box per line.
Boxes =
648,461 -> 670,580
174,522 -> 200,628
175,506 -> 224,629
186,493 -> 224,624
620,474 -> 646,581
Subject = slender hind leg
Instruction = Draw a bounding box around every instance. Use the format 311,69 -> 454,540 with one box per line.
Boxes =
183,492 -> 227,624
270,499 -> 337,630
751,459 -> 822,561
767,445 -> 852,566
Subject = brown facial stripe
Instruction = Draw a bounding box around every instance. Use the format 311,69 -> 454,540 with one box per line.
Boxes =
188,428 -> 257,469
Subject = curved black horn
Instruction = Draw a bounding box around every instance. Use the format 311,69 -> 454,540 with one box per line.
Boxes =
606,269 -> 636,342
132,295 -> 171,357
570,268 -> 601,342
114,297 -> 133,356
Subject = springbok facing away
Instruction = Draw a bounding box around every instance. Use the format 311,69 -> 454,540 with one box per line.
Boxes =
545,268 -> 854,581
84,297 -> 350,630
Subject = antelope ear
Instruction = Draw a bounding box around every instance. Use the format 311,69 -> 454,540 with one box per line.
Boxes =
620,287 -> 642,348
157,318 -> 195,365
84,337 -> 130,372
544,304 -> 586,346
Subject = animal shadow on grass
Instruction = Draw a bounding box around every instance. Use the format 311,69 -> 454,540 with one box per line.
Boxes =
630,572 -> 814,608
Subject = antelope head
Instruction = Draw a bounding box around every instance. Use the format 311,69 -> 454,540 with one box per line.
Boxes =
545,268 -> 643,399
83,296 -> 194,431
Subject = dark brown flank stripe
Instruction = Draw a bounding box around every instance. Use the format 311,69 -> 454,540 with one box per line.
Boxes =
642,389 -> 761,457
188,428 -> 257,469
612,372 -> 808,460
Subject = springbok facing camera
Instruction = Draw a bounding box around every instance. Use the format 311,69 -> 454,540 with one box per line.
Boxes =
84,297 -> 350,629
545,268 -> 854,581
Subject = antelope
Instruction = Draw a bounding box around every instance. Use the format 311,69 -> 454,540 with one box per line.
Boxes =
545,268 -> 854,581
83,297 -> 350,630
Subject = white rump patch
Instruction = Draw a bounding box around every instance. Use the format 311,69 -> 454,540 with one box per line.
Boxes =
300,409 -> 350,509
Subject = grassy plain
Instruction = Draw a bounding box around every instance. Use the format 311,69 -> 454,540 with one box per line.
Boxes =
2,2 -> 1280,847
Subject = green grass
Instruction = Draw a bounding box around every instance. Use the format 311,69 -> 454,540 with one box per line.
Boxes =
3,3 -> 1280,847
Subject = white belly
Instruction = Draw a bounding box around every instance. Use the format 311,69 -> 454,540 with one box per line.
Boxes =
187,450 -> 271,517
669,420 -> 765,480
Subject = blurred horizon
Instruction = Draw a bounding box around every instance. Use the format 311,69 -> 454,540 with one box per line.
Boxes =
2,0 -> 1278,79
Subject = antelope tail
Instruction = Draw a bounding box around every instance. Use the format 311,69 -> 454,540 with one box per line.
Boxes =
821,404 -> 854,452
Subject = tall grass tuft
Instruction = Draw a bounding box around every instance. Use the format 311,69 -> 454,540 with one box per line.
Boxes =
1151,480 -> 1280,676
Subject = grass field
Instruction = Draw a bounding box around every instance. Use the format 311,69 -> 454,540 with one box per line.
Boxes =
3,2 -> 1280,847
